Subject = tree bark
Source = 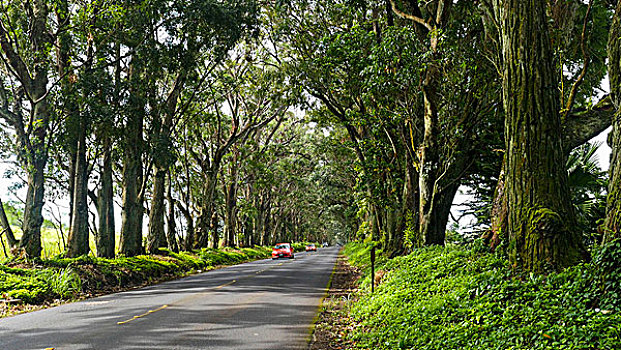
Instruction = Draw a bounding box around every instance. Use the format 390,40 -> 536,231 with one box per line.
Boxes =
120,60 -> 145,257
496,0 -> 586,271
66,124 -> 90,257
604,0 -> 621,244
147,167 -> 167,254
418,64 -> 443,245
177,201 -> 194,251
196,170 -> 219,248
224,155 -> 239,247
96,139 -> 115,258
0,198 -> 18,247
165,171 -> 179,252
147,71 -> 185,254
210,208 -> 220,249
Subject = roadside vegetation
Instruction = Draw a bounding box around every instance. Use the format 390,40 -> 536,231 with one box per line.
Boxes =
338,242 -> 621,349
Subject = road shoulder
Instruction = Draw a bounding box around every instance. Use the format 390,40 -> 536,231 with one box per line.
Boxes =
308,252 -> 361,350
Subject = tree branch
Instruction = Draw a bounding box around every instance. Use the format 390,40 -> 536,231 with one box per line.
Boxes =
390,0 -> 433,31
562,95 -> 615,152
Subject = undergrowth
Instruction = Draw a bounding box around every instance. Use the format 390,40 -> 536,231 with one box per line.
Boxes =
343,241 -> 621,350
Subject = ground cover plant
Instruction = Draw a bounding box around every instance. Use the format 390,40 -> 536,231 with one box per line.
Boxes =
342,241 -> 621,350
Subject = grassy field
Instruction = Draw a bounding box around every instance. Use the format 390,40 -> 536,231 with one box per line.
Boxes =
1,225 -> 101,258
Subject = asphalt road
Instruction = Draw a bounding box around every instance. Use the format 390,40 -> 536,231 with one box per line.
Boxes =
0,246 -> 340,350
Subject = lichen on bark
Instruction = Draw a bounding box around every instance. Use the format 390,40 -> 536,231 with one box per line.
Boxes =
496,0 -> 586,272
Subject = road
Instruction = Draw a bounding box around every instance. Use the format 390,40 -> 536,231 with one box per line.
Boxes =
0,247 -> 339,350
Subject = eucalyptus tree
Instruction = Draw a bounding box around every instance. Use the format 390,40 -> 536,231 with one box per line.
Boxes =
0,0 -> 62,257
177,48 -> 288,248
220,115 -> 286,248
59,1 -> 125,257
145,0 -> 259,254
91,0 -> 257,256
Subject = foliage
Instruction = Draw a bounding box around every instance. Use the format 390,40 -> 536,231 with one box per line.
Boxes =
1,265 -> 81,303
35,268 -> 82,299
342,242 -> 621,349
566,142 -> 608,242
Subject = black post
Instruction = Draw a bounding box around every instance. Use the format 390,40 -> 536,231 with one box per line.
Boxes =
370,245 -> 376,293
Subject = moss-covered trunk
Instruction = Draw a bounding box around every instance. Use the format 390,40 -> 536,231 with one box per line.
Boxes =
604,1 -> 621,244
496,0 -> 585,271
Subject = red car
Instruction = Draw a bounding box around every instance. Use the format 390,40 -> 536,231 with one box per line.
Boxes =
305,244 -> 317,252
272,243 -> 294,259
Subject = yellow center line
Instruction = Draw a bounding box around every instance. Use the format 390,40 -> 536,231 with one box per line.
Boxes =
116,280 -> 237,325
214,279 -> 236,289
117,304 -> 169,325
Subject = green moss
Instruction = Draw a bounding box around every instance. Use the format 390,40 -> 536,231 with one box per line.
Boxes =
512,206 -> 582,272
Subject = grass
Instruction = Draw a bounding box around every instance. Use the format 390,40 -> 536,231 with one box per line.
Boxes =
341,241 -> 621,350
0,225 -> 95,259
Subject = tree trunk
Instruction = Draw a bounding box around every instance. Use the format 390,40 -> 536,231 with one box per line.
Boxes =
5,0 -> 53,258
400,136 -> 420,250
418,62 -> 444,246
56,0 -> 78,241
496,0 -> 586,271
604,0 -> 621,244
0,197 -> 18,247
488,159 -> 506,251
147,167 -> 167,254
210,209 -> 219,248
96,141 -> 115,258
120,61 -> 145,256
20,148 -> 46,258
177,201 -> 194,251
261,194 -> 271,246
66,126 -> 90,257
196,169 -> 220,248
147,71 -> 184,254
224,158 -> 238,248
166,171 -> 179,252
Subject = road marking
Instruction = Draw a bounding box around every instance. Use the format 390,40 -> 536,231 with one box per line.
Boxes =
215,280 -> 236,289
117,304 -> 169,325
117,280 -> 238,325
